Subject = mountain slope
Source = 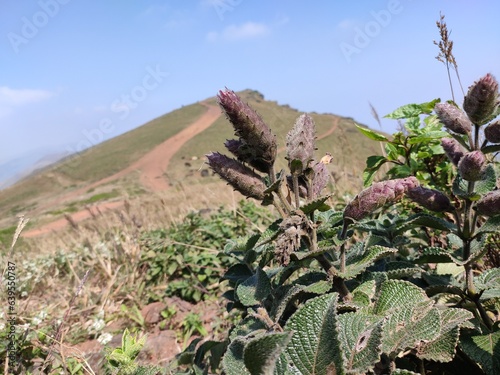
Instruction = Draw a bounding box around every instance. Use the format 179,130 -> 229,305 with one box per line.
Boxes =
0,90 -> 382,232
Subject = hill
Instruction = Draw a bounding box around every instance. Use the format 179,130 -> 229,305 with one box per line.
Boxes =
0,89 -> 383,238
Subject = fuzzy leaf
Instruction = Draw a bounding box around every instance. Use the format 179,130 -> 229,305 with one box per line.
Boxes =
301,195 -> 332,215
243,332 -> 292,375
223,338 -> 251,375
460,330 -> 500,375
284,293 -> 344,375
475,268 -> 500,291
415,308 -> 473,362
399,213 -> 456,232
338,245 -> 398,279
236,268 -> 272,306
374,281 -> 441,356
337,312 -> 383,373
475,215 -> 500,236
273,278 -> 331,322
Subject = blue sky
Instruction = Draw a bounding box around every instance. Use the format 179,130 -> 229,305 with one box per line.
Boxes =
1,0 -> 499,173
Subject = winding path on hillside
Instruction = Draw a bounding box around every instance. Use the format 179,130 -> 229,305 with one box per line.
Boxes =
22,103 -> 221,238
23,112 -> 341,238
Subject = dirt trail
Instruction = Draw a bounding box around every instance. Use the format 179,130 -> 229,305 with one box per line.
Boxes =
22,103 -> 221,238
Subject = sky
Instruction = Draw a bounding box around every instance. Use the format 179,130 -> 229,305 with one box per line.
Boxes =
1,0 -> 500,178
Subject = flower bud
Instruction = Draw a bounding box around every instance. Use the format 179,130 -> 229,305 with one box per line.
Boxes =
218,89 -> 277,173
224,139 -> 270,173
484,121 -> 500,144
311,161 -> 329,198
476,190 -> 500,217
406,186 -> 453,212
458,151 -> 486,181
206,152 -> 267,200
441,138 -> 466,166
434,103 -> 472,134
286,114 -> 316,174
343,177 -> 419,221
463,73 -> 500,126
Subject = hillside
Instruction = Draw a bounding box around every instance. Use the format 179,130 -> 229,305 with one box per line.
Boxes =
0,89 -> 383,238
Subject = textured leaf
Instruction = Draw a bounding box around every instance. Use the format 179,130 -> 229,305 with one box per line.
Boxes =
301,195 -> 332,214
230,317 -> 267,341
475,164 -> 497,195
398,213 -> 456,233
236,268 -> 272,306
223,338 -> 251,375
461,330 -> 500,375
476,215 -> 500,236
272,277 -> 331,322
415,308 -> 473,362
374,281 -> 441,356
284,293 -> 344,375
385,261 -> 423,279
475,268 -> 500,290
338,245 -> 397,279
352,280 -> 376,307
356,124 -> 388,141
244,332 -> 293,375
337,312 -> 383,373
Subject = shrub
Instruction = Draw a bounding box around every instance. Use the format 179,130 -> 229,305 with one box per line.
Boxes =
174,73 -> 500,374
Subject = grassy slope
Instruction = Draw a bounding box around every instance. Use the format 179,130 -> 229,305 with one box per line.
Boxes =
0,90 -> 383,229
0,103 -> 206,218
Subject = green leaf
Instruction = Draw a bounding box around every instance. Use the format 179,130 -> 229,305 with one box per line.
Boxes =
338,245 -> 398,279
284,293 -> 344,375
460,330 -> 500,375
272,277 -> 331,322
301,195 -> 332,215
407,130 -> 449,144
337,312 -> 383,373
476,215 -> 500,236
243,332 -> 292,375
475,268 -> 500,291
223,338 -> 251,375
356,124 -> 388,141
363,155 -> 387,187
374,281 -> 441,357
236,268 -> 272,306
399,213 -> 456,233
482,144 -> 500,154
415,308 -> 473,362
475,164 -> 497,195
385,99 -> 440,119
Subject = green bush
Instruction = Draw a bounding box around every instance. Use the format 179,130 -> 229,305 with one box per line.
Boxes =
139,201 -> 272,303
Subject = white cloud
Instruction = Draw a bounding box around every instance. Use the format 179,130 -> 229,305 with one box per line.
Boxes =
207,21 -> 270,42
0,86 -> 54,118
0,87 -> 53,106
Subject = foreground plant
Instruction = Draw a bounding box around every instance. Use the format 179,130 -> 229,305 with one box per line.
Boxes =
173,78 -> 500,375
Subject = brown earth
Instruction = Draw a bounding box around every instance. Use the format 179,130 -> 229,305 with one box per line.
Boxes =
22,103 -> 221,238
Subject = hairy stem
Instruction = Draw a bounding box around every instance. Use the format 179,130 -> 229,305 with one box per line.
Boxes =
316,254 -> 351,301
292,173 -> 301,209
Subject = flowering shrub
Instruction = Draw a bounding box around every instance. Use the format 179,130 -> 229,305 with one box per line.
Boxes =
175,76 -> 500,374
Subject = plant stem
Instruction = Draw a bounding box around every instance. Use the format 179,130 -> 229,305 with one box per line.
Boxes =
340,243 -> 346,274
269,165 -> 293,215
292,173 -> 301,209
316,254 -> 351,302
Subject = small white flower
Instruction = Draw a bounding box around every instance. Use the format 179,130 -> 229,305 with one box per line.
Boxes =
97,332 -> 113,345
